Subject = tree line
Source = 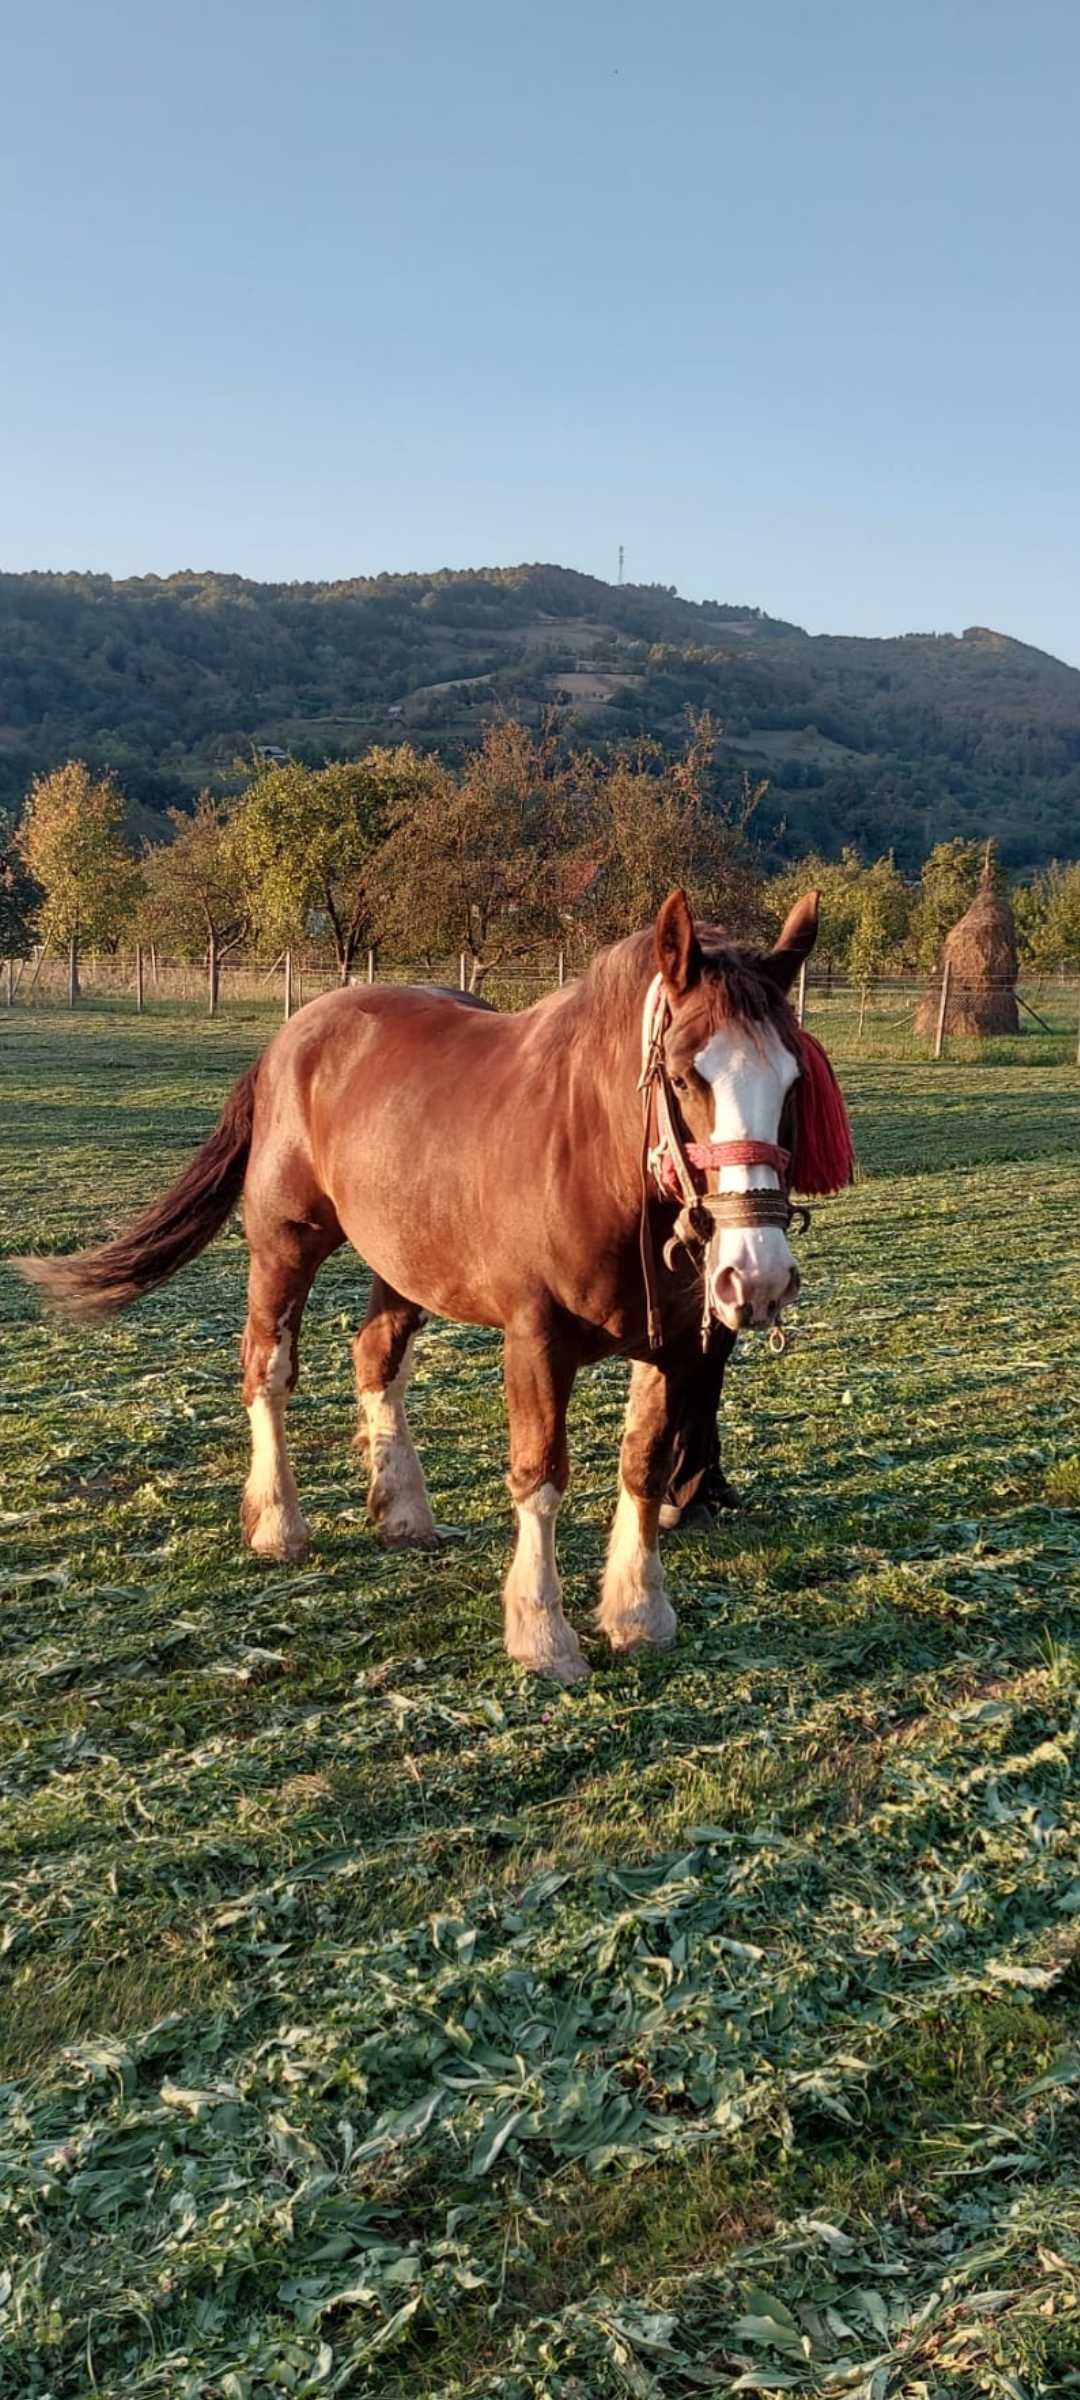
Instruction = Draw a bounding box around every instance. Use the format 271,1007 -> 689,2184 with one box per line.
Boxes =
3,718 -> 1079,1012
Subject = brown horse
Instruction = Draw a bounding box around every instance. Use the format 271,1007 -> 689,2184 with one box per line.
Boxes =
16,889 -> 846,1685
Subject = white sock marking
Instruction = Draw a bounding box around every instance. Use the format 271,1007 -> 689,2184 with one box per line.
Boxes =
598,1484 -> 677,1652
244,1311 -> 308,1558
503,1482 -> 587,1684
360,1335 -> 436,1542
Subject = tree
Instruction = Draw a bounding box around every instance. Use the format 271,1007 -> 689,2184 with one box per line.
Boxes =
767,848 -> 861,979
17,760 -> 141,1002
139,795 -> 249,1015
1015,860 -> 1080,972
375,720 -> 573,987
232,753 -> 408,984
848,887 -> 893,987
768,848 -> 911,981
0,824 -> 39,967
587,716 -> 767,946
847,888 -> 893,1038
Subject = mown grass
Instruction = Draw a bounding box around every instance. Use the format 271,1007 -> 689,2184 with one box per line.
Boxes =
1,997 -> 1078,2399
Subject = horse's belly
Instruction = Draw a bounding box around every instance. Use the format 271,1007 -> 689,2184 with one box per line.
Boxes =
328,1170 -> 504,1327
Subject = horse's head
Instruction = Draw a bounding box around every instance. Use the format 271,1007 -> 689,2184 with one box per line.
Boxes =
654,887 -> 820,1334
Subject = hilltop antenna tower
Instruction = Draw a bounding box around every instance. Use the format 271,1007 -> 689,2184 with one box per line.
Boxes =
617,543 -> 624,586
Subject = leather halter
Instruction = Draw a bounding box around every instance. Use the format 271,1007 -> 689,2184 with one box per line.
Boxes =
637,974 -> 810,1351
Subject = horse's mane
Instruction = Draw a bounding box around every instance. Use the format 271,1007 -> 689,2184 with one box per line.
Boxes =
523,924 -> 797,1069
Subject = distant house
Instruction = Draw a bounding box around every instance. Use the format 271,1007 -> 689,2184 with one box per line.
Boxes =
386,704 -> 405,721
254,743 -> 289,764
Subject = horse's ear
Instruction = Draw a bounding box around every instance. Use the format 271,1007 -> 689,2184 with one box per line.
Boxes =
655,889 -> 702,999
761,890 -> 819,991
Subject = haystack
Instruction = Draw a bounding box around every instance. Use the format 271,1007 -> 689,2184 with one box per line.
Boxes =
916,862 -> 1020,1037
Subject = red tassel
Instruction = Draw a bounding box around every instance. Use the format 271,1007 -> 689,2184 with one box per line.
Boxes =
790,1027 -> 855,1196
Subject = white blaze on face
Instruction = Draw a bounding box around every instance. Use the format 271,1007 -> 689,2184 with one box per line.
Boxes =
693,1023 -> 801,1329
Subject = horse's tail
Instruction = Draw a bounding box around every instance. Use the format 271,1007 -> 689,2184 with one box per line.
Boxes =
13,1062 -> 260,1322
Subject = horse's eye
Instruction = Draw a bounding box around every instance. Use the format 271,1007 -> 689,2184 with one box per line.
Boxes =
671,1073 -> 690,1095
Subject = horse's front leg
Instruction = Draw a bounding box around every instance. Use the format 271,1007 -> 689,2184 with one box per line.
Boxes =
658,1337 -> 738,1529
502,1317 -> 587,1686
598,1359 -> 679,1654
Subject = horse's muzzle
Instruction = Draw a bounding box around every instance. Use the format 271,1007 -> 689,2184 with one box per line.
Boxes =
708,1259 -> 801,1333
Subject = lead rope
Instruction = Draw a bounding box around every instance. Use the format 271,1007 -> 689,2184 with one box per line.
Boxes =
638,1078 -> 664,1352
638,981 -> 715,1351
637,977 -> 673,1350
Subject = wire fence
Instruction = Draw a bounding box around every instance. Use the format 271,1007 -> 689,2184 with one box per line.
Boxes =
5,945 -> 1080,1063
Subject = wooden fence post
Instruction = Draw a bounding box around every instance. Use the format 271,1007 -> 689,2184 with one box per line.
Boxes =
557,948 -> 565,988
796,960 -> 807,1026
284,950 -> 293,1021
367,948 -> 375,984
135,945 -> 144,1013
1076,989 -> 1080,1068
68,934 -> 79,1009
4,957 -> 13,1008
459,951 -> 467,992
857,983 -> 868,1041
933,961 -> 951,1060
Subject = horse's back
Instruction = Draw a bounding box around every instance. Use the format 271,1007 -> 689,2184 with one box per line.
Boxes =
247,982 -> 538,1318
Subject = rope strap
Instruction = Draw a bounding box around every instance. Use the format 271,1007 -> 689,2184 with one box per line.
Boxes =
686,1139 -> 790,1175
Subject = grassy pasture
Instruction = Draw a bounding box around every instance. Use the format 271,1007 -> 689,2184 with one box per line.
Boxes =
1,998 -> 1078,2399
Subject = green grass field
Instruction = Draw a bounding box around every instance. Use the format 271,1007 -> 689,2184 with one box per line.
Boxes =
1,998 -> 1079,2399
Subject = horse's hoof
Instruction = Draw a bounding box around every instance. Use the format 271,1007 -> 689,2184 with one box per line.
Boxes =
609,1630 -> 676,1658
659,1480 -> 739,1533
513,1645 -> 591,1688
660,1501 -> 715,1533
242,1498 -> 310,1563
372,1509 -> 441,1548
505,1611 -> 590,1686
601,1596 -> 678,1654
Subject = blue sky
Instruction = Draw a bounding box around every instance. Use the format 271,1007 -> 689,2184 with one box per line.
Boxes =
3,0 -> 1078,660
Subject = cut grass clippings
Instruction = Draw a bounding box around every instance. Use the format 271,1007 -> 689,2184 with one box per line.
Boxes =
0,998 -> 1078,2398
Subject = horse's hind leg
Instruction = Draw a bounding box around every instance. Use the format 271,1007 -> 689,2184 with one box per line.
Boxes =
353,1277 -> 438,1546
240,1228 -> 329,1562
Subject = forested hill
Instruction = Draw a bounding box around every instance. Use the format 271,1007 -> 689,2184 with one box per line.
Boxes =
1,561 -> 1077,869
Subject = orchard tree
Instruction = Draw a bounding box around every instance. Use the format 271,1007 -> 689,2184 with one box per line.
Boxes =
1015,860 -> 1080,973
768,849 -> 910,981
768,849 -> 863,980
17,760 -> 141,1002
376,720 -> 573,987
588,716 -> 767,946
850,853 -> 910,972
847,880 -> 900,1036
232,752 -> 412,984
1,824 -> 39,972
140,796 -> 249,1015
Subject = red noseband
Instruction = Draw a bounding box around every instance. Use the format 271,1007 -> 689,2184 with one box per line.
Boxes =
656,1138 -> 789,1202
686,1139 -> 790,1177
